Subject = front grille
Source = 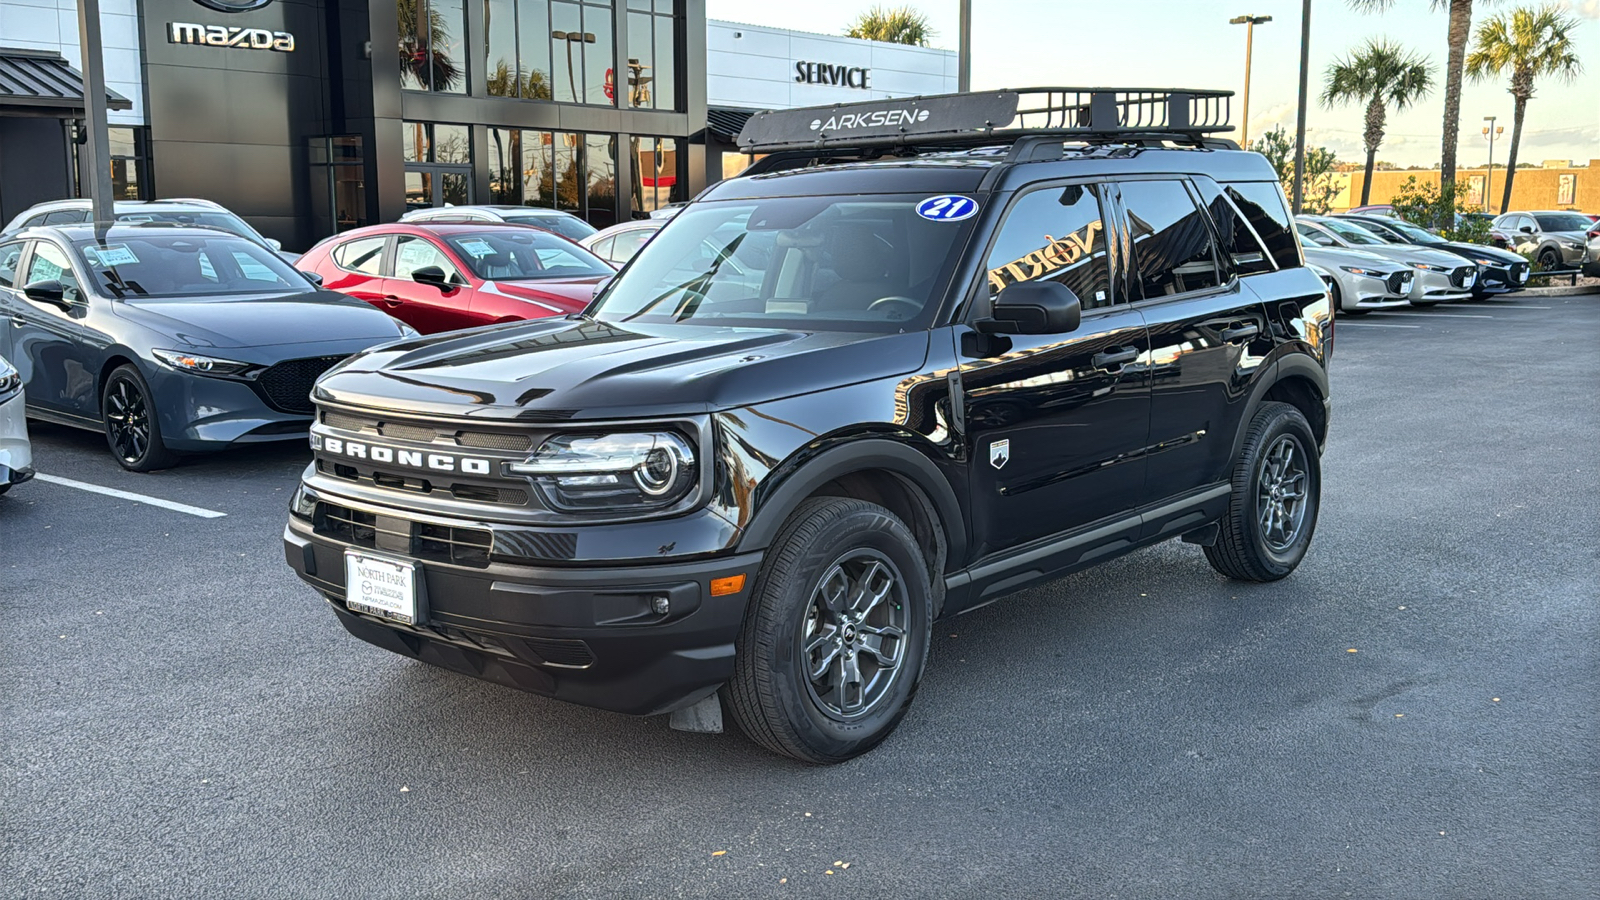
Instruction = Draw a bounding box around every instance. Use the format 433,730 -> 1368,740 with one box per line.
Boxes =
315,501 -> 493,568
315,458 -> 530,507
522,637 -> 596,668
1449,266 -> 1474,288
1510,262 -> 1529,282
320,409 -> 533,451
257,356 -> 345,414
1386,272 -> 1411,294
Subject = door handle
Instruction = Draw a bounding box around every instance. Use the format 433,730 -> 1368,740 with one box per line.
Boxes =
1220,323 -> 1259,342
10,316 -> 25,328
1092,346 -> 1140,368
382,295 -> 404,308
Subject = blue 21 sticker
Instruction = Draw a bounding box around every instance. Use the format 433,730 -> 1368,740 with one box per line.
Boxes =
915,195 -> 978,222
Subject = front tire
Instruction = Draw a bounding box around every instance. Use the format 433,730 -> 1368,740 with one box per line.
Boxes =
1205,402 -> 1321,582
1538,248 -> 1561,271
102,364 -> 178,472
727,497 -> 933,764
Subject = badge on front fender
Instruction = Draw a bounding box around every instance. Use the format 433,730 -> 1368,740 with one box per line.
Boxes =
990,439 -> 1010,470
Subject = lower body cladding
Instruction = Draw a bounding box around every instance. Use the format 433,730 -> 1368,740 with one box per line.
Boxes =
283,508 -> 762,717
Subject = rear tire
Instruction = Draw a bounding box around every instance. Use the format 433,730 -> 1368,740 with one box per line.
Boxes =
1204,402 -> 1321,582
102,364 -> 178,472
727,497 -> 933,764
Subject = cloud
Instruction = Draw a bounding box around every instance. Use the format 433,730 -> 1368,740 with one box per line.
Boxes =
1563,0 -> 1600,20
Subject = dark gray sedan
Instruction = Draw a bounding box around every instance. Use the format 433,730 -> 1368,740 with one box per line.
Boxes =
0,224 -> 414,471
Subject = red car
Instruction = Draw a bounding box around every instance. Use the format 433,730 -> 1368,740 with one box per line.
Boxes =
299,223 -> 616,334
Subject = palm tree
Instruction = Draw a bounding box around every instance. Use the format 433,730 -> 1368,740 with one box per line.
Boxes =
398,0 -> 461,92
845,5 -> 936,46
1347,0 -> 1495,189
1321,39 -> 1434,206
1466,4 -> 1584,211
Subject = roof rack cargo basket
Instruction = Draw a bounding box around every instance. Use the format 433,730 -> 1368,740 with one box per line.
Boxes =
735,87 -> 1235,157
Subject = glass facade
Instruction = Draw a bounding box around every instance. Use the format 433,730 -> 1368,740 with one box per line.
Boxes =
399,0 -> 469,93
309,135 -> 369,234
625,0 -> 676,110
479,0 -> 648,107
74,126 -> 150,201
483,127 -> 683,228
403,122 -> 473,210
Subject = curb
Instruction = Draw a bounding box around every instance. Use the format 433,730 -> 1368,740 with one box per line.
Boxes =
1522,283 -> 1600,298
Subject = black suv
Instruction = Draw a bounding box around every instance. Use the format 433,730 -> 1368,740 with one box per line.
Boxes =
284,89 -> 1332,763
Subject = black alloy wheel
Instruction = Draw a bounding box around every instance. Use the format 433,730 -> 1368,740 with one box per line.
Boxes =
1538,248 -> 1562,272
102,364 -> 177,472
1205,401 -> 1321,582
727,497 -> 933,763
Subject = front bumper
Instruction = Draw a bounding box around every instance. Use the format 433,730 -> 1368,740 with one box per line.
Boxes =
1338,270 -> 1411,310
147,365 -> 315,451
1409,266 -> 1477,303
283,508 -> 762,717
1,388 -> 33,485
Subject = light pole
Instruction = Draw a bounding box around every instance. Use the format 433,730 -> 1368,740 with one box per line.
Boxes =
551,30 -> 595,104
1229,14 -> 1272,150
76,0 -> 114,226
958,0 -> 972,92
1291,0 -> 1312,214
1482,116 -> 1504,213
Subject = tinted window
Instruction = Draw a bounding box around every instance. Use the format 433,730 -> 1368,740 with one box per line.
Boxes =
21,215 -> 48,230
43,210 -> 87,225
1296,223 -> 1336,246
1224,182 -> 1300,269
1195,182 -> 1274,275
985,184 -> 1113,309
1535,213 -> 1591,232
1119,180 -> 1222,299
0,241 -> 23,288
1319,218 -> 1387,246
24,242 -> 84,302
333,236 -> 387,274
611,228 -> 654,263
393,235 -> 465,284
507,214 -> 596,241
443,230 -> 612,280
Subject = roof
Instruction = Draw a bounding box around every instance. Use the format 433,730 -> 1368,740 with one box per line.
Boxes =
0,47 -> 132,116
32,222 -> 247,240
705,107 -> 756,143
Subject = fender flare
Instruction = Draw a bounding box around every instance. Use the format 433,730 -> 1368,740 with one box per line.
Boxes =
1230,353 -> 1331,462
735,437 -> 967,566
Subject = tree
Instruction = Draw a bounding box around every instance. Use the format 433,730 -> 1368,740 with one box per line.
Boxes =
1251,125 -> 1295,184
845,5 -> 936,46
1320,39 -> 1434,207
1465,4 -> 1584,211
398,0 -> 460,92
1249,126 -> 1340,212
1390,176 -> 1492,242
1346,0 -> 1496,190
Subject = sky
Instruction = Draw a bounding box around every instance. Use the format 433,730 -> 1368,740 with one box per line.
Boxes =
707,0 -> 1600,169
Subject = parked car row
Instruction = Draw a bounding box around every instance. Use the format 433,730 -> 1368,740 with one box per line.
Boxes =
1487,210 -> 1600,275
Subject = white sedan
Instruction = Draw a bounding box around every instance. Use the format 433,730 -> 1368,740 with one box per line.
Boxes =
1297,216 -> 1478,306
1301,246 -> 1413,315
0,354 -> 32,495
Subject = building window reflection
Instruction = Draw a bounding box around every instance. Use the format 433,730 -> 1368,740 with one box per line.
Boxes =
633,136 -> 683,213
484,0 -> 617,106
625,0 -> 676,110
399,0 -> 467,94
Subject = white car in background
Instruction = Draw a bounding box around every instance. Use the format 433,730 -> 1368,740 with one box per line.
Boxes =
1296,216 -> 1478,306
0,355 -> 32,496
400,206 -> 597,243
1300,245 -> 1413,315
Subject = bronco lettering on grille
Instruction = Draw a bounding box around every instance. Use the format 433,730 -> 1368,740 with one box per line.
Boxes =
312,434 -> 492,475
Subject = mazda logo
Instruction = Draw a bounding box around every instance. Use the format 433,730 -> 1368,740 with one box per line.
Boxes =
194,0 -> 275,12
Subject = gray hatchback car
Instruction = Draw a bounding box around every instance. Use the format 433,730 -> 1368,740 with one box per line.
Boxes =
1492,210 -> 1600,274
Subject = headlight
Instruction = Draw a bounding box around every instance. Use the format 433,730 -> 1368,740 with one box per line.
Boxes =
1559,238 -> 1583,247
151,349 -> 255,377
0,358 -> 20,397
1409,262 -> 1448,272
1339,266 -> 1386,277
1471,258 -> 1500,266
505,431 -> 698,513
290,485 -> 317,519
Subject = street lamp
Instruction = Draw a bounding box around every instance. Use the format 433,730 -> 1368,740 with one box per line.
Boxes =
1229,14 -> 1272,149
551,30 -> 595,104
1291,0 -> 1312,214
1482,115 -> 1504,214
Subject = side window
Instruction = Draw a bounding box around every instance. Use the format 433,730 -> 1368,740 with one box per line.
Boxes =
0,241 -> 24,288
21,214 -> 48,230
1296,223 -> 1335,247
984,183 -> 1113,310
393,235 -> 464,284
1224,182 -> 1301,269
589,236 -> 616,260
332,236 -> 387,275
23,242 -> 83,302
1195,181 -> 1274,276
612,229 -> 652,263
1119,180 -> 1222,299
43,210 -> 87,225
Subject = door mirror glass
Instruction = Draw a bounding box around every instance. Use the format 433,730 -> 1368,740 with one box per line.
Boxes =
1519,224 -> 1534,234
23,279 -> 68,307
983,281 -> 1082,335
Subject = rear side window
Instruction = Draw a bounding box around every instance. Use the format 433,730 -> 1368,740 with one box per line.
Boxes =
333,236 -> 386,274
1223,181 -> 1301,270
0,241 -> 24,287
43,210 -> 87,225
1119,180 -> 1222,298
1194,180 -> 1273,276
985,183 -> 1114,309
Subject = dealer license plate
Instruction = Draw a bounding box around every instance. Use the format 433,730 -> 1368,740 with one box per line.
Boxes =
1516,268 -> 1529,282
344,550 -> 422,625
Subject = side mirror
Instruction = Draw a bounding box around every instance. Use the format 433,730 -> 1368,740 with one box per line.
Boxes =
300,270 -> 324,286
1519,225 -> 1534,234
268,238 -> 284,251
411,265 -> 449,288
980,281 -> 1082,335
22,279 -> 69,308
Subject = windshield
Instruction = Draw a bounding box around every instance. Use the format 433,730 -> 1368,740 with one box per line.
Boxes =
71,235 -> 311,299
589,195 -> 976,332
1535,213 -> 1592,232
113,210 -> 265,244
505,214 -> 596,241
1319,219 -> 1387,245
1388,221 -> 1446,244
443,230 -> 613,280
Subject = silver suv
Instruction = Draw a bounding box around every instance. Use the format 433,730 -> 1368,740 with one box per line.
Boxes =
399,205 -> 597,242
1492,210 -> 1600,275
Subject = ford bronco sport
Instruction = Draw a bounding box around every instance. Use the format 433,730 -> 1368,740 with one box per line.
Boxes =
284,89 -> 1332,763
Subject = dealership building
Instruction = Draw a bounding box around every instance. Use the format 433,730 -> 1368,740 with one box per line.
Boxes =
0,0 -> 956,249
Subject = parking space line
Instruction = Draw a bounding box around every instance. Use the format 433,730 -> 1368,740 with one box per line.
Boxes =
1372,312 -> 1495,319
33,474 -> 228,519
1440,304 -> 1551,310
1337,322 -> 1420,328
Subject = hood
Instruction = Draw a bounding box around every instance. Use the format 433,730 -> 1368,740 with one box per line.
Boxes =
314,316 -> 931,420
1434,242 -> 1524,264
1350,243 -> 1471,269
1302,246 -> 1401,270
114,289 -> 408,350
480,276 -> 607,315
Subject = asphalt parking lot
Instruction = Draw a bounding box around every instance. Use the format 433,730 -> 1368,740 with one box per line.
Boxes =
3,296 -> 1596,899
